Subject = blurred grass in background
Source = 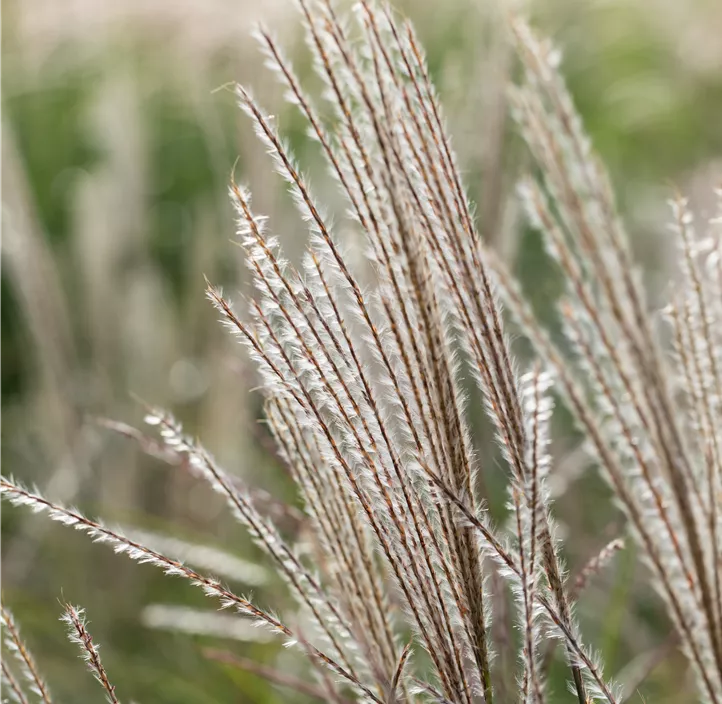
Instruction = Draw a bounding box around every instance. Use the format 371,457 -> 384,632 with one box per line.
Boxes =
2,0 -> 722,701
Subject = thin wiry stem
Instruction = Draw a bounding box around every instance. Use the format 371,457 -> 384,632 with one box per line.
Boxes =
571,539 -> 625,600
2,661 -> 30,704
1,601 -> 53,704
61,604 -> 119,704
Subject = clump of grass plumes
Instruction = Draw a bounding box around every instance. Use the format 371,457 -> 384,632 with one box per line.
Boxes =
2,1 -> 721,702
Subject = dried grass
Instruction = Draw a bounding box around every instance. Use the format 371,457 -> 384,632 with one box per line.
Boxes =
3,1 -> 721,702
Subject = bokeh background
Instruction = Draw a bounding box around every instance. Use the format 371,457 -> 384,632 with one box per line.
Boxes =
3,0 -> 722,702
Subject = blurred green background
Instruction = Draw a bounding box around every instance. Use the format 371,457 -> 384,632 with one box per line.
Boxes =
2,0 -> 722,701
